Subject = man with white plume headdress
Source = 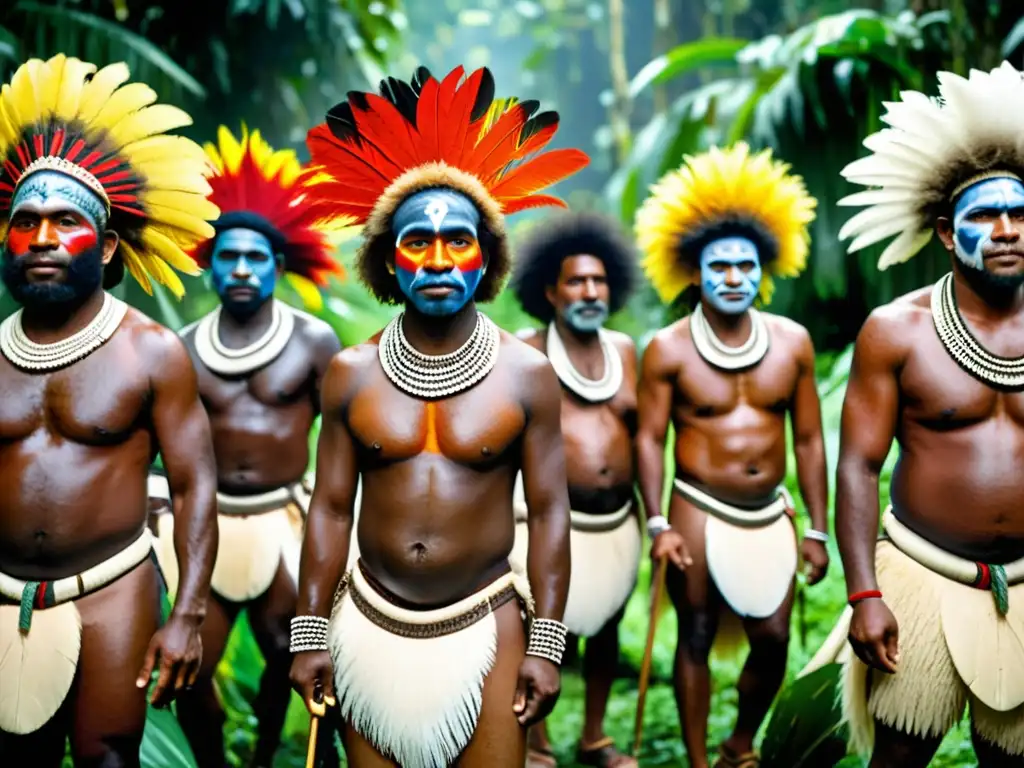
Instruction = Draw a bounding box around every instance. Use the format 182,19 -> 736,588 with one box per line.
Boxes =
801,61 -> 1024,766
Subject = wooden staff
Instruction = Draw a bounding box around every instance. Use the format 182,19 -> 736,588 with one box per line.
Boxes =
633,555 -> 669,756
306,687 -> 324,768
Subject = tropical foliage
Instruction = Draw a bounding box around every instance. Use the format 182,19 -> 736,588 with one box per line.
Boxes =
8,1 -> 1023,766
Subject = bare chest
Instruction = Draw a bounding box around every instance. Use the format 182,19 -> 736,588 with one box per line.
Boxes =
0,350 -> 150,444
675,347 -> 798,417
347,367 -> 525,465
901,341 -> 1024,427
196,349 -> 314,414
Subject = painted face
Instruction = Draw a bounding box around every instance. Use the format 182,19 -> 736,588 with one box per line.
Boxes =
391,189 -> 483,316
699,236 -> 762,314
549,254 -> 610,332
2,171 -> 106,306
952,177 -> 1024,273
211,227 -> 279,318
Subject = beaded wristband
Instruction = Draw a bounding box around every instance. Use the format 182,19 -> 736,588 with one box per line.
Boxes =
289,615 -> 330,653
803,529 -> 829,543
646,514 -> 671,539
848,590 -> 882,605
526,618 -> 569,665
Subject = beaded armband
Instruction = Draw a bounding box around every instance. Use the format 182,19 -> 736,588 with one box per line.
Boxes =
289,615 -> 329,653
526,618 -> 569,665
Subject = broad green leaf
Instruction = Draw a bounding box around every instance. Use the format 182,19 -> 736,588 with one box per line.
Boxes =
140,705 -> 199,768
14,1 -> 206,98
760,663 -> 848,768
629,38 -> 748,98
1003,16 -> 1024,58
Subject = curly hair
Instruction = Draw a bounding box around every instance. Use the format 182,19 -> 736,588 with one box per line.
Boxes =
510,211 -> 638,323
676,215 -> 779,272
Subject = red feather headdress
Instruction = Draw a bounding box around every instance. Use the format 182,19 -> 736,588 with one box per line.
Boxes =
192,125 -> 354,310
305,65 -> 590,304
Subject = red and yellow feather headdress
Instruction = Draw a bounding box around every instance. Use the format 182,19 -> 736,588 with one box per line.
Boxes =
192,125 -> 356,312
305,65 -> 590,303
0,54 -> 218,298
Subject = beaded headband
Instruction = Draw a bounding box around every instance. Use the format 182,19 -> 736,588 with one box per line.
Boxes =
16,156 -> 111,215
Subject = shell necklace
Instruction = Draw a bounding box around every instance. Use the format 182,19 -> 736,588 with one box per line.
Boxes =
931,271 -> 1024,389
0,291 -> 127,371
545,322 -> 622,403
193,299 -> 295,376
690,303 -> 769,371
379,311 -> 500,399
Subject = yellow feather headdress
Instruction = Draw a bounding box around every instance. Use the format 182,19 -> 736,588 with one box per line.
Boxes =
635,142 -> 817,306
0,54 -> 219,298
193,125 -> 358,312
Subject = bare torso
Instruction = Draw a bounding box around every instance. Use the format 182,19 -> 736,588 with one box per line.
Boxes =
880,287 -> 1024,562
0,308 -> 168,579
342,330 -> 546,606
519,327 -> 636,513
181,310 -> 337,495
666,313 -> 806,506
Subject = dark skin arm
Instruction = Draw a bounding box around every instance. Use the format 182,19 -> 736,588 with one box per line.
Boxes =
514,356 -> 571,726
137,330 -> 218,706
309,323 -> 343,415
790,328 -> 830,585
635,332 -> 692,568
836,311 -> 904,674
290,351 -> 360,715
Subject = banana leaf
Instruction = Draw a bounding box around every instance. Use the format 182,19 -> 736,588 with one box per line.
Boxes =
760,662 -> 848,768
140,705 -> 199,768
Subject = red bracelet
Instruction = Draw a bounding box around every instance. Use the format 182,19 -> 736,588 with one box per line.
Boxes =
848,590 -> 882,605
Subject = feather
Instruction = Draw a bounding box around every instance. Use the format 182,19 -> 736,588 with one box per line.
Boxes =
77,62 -> 131,124
488,148 -> 590,199
877,227 -> 933,270
439,68 -> 489,163
108,104 -> 193,147
502,194 -> 569,214
414,74 -> 441,160
90,82 -> 157,134
55,57 -> 94,120
326,102 -> 359,142
844,215 -> 919,253
286,271 -> 325,312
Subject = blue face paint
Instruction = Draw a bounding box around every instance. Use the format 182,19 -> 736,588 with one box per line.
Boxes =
952,177 -> 1024,270
699,236 -> 762,315
211,228 -> 278,317
391,189 -> 483,316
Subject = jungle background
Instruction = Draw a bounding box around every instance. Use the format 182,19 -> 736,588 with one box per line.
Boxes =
2,0 -> 1022,765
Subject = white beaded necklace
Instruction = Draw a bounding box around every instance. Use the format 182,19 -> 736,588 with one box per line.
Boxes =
931,271 -> 1024,389
0,291 -> 128,371
690,302 -> 769,371
545,322 -> 622,403
193,299 -> 295,376
378,311 -> 500,399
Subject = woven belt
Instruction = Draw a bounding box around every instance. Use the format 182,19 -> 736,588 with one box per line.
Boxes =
673,478 -> 790,528
344,561 -> 520,640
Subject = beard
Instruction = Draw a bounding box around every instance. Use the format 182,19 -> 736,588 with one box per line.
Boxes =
562,299 -> 609,332
1,244 -> 104,307
956,257 -> 1024,293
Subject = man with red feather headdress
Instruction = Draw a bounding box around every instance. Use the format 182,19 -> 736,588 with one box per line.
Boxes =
146,125 -> 348,768
287,66 -> 587,767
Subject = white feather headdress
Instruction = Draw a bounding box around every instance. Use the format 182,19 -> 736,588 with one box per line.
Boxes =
838,61 -> 1024,269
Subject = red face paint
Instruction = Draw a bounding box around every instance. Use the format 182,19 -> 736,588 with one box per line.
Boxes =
6,217 -> 99,257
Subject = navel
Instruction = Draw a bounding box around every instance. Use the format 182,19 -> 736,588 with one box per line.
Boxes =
940,408 -> 956,420
695,405 -> 713,417
410,542 -> 428,562
746,464 -> 760,476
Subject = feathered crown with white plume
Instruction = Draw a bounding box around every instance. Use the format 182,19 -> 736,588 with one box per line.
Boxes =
838,61 -> 1024,269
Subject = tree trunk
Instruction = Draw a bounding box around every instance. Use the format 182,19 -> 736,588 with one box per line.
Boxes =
652,0 -> 674,114
607,0 -> 631,166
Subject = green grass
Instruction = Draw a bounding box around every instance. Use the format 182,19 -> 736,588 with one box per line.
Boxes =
137,347 -> 976,767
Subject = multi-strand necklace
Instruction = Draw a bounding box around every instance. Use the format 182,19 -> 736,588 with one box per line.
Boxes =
0,291 -> 128,371
931,271 -> 1024,389
690,303 -> 769,371
378,311 -> 500,399
193,299 -> 295,376
545,322 -> 622,403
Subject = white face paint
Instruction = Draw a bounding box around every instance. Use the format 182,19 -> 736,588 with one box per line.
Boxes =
699,236 -> 762,315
